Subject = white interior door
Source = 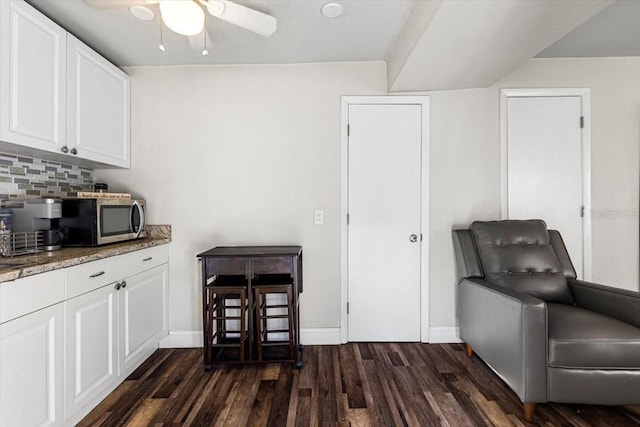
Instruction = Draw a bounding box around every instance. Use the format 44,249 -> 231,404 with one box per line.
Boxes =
347,103 -> 422,342
505,94 -> 586,277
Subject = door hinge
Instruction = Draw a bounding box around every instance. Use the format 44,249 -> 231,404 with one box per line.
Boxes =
580,205 -> 585,217
347,302 -> 349,314
580,116 -> 584,129
347,213 -> 350,225
420,233 -> 423,241
347,124 -> 350,137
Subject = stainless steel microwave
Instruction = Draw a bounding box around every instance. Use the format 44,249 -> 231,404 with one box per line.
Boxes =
60,199 -> 146,246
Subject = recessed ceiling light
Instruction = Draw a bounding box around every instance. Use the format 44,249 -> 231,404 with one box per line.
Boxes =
129,5 -> 155,21
321,2 -> 343,19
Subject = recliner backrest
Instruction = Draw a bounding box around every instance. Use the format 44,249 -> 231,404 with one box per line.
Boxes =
470,220 -> 574,304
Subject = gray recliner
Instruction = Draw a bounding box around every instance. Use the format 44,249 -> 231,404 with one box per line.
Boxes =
453,220 -> 640,422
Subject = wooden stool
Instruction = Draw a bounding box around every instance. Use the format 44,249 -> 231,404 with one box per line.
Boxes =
205,285 -> 249,363
253,283 -> 295,362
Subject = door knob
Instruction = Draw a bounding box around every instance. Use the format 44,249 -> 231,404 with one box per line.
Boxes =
409,234 -> 418,243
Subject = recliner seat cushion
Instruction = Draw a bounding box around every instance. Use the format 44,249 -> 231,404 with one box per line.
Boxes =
470,220 -> 574,304
548,303 -> 640,369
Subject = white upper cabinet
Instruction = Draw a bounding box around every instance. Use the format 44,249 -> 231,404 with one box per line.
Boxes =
67,35 -> 130,168
0,0 -> 66,153
0,0 -> 130,168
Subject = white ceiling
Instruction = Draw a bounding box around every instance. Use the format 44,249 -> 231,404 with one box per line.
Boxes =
537,0 -> 640,58
27,0 -> 414,66
24,0 -> 638,92
387,0 -> 613,92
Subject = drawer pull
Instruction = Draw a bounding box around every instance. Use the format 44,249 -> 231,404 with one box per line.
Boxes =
90,271 -> 105,278
143,257 -> 153,262
114,282 -> 121,290
121,280 -> 127,288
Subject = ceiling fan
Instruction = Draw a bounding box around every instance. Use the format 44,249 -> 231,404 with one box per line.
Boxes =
83,0 -> 277,38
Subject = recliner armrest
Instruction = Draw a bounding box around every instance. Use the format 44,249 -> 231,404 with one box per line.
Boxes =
458,278 -> 547,403
568,279 -> 640,329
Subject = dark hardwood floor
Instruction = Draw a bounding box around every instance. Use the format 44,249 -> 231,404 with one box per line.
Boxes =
79,343 -> 640,426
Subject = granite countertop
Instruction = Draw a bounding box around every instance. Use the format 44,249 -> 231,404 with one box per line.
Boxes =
0,225 -> 171,283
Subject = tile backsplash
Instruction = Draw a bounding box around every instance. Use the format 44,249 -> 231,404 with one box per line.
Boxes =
0,152 -> 94,200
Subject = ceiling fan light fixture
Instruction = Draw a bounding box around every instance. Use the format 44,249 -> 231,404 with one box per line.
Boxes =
159,0 -> 205,36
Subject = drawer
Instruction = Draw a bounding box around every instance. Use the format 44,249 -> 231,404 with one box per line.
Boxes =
252,256 -> 292,275
66,245 -> 169,299
66,256 -> 121,299
1,269 -> 65,323
117,244 -> 169,277
205,257 -> 248,275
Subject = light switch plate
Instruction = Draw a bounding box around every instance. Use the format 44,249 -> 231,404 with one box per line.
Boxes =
314,209 -> 325,225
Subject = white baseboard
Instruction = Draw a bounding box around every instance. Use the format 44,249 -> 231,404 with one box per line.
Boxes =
301,328 -> 341,345
160,328 -> 342,348
159,330 -> 204,348
428,326 -> 462,343
160,327 -> 461,347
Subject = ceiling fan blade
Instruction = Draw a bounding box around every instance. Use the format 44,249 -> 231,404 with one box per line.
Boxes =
83,0 -> 158,9
202,0 -> 276,37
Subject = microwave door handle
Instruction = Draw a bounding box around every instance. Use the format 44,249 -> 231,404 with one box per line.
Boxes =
131,201 -> 145,238
138,201 -> 146,236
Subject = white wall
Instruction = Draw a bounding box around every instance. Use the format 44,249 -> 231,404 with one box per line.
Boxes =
425,57 -> 640,328
97,57 -> 640,337
95,62 -> 387,333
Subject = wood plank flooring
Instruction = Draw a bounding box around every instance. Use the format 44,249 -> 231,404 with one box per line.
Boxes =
79,343 -> 640,426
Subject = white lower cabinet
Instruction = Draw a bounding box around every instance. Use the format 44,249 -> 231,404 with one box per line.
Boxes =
64,247 -> 169,424
0,244 -> 169,427
66,264 -> 168,420
119,265 -> 168,376
0,303 -> 65,427
65,283 -> 118,419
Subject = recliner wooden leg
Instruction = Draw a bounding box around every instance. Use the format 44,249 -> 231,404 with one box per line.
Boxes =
464,343 -> 473,358
523,402 -> 536,423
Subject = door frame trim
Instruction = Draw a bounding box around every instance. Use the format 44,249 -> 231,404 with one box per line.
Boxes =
499,88 -> 592,281
340,96 -> 430,343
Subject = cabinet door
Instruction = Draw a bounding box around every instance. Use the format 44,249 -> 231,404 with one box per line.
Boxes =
119,264 -> 167,376
67,34 -> 130,168
0,0 -> 66,152
65,283 -> 118,419
0,303 -> 65,427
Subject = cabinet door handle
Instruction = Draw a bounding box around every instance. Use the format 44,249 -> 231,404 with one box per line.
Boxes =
114,282 -> 121,290
90,271 -> 105,278
70,148 -> 78,155
61,146 -> 69,153
121,280 -> 127,288
143,257 -> 153,262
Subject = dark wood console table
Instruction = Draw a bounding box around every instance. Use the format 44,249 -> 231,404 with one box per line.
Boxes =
197,246 -> 303,370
